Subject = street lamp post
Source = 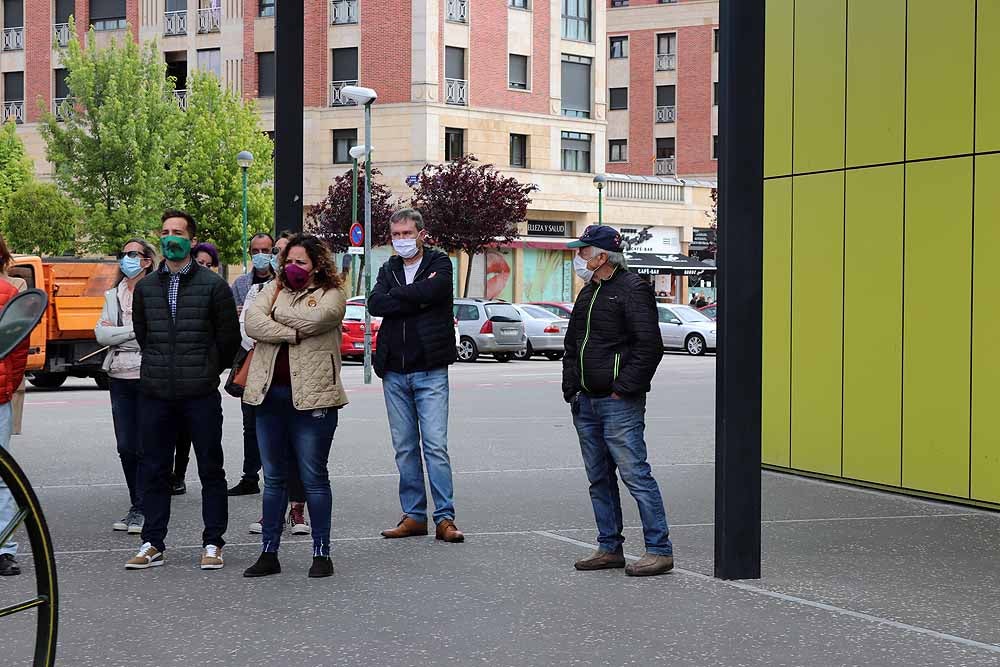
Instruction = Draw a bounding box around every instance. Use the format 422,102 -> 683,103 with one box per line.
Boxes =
593,173 -> 606,225
237,150 -> 255,274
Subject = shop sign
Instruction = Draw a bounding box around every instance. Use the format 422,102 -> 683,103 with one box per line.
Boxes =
619,225 -> 680,253
527,221 -> 569,237
691,227 -> 717,249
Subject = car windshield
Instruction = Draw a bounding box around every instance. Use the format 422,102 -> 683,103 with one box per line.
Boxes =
344,305 -> 365,321
485,304 -> 521,322
522,305 -> 556,319
673,305 -> 713,323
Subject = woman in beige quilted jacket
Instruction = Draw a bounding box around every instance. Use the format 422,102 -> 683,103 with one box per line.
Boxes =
241,234 -> 347,579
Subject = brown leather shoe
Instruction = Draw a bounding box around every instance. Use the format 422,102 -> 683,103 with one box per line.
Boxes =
435,519 -> 465,543
574,549 -> 626,571
380,515 -> 428,539
624,552 -> 674,577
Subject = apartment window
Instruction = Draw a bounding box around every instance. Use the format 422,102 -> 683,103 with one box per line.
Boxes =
90,0 -> 126,30
332,47 -> 359,81
509,54 -> 529,90
4,72 -> 23,101
445,127 -> 464,161
611,0 -> 627,6
55,0 -> 74,23
608,139 -> 627,163
712,134 -> 719,160
713,82 -> 719,106
445,47 -> 466,80
657,32 -> 676,55
560,131 -> 591,172
509,0 -> 529,8
197,49 -> 222,80
609,36 -> 628,59
608,87 -> 628,111
656,137 -> 675,159
510,134 -> 528,168
656,85 -> 676,107
333,129 -> 358,164
3,0 -> 23,28
561,0 -> 590,42
561,54 -> 591,118
713,28 -> 719,53
257,52 -> 275,97
260,0 -> 276,17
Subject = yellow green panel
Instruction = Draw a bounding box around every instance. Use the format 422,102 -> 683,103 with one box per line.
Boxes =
976,1 -> 1000,152
907,0 -> 975,160
762,178 -> 792,467
972,154 -> 1000,503
793,0 -> 846,173
791,172 -> 843,475
846,0 -> 905,167
764,0 -> 794,178
903,158 -> 972,498
843,166 -> 903,486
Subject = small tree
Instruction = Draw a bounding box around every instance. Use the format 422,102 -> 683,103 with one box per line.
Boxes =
1,183 -> 80,256
39,22 -> 183,255
411,155 -> 536,296
705,187 -> 718,258
0,120 -> 34,213
172,71 -> 275,265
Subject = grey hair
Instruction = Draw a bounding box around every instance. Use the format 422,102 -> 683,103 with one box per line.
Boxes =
605,251 -> 629,270
389,208 -> 424,231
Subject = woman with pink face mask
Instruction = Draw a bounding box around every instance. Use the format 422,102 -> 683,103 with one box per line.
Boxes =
240,234 -> 347,579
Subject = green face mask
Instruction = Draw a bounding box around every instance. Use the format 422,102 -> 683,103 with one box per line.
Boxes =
161,235 -> 192,262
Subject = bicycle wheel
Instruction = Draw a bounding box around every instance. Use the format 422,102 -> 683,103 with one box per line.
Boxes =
0,447 -> 58,667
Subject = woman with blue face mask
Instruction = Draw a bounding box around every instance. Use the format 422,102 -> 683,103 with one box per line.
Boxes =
95,238 -> 157,536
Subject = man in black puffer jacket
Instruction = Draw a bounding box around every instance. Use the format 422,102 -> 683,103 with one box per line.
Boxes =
369,208 -> 463,544
562,224 -> 674,577
126,209 -> 241,572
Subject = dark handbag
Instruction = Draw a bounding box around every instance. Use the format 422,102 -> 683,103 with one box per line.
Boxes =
224,284 -> 280,398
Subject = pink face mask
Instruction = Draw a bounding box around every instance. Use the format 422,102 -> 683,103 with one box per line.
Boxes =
283,264 -> 310,290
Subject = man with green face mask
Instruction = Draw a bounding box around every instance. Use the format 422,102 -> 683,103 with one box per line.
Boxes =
127,209 -> 242,572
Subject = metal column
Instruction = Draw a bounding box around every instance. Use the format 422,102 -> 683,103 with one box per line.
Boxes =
273,1 -> 304,235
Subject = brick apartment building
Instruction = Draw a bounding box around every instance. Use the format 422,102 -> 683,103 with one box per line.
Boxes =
0,0 -> 717,301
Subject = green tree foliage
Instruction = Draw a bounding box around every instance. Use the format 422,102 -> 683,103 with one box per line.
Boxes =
0,120 -> 34,212
39,23 -> 182,255
172,71 -> 274,266
1,183 -> 80,256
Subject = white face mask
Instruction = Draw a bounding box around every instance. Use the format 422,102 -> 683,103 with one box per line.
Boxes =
574,254 -> 595,283
392,238 -> 420,259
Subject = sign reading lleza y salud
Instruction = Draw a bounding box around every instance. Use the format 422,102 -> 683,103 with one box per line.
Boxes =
526,221 -> 568,237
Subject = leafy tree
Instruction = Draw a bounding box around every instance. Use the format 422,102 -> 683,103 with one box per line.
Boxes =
411,155 -> 536,296
172,71 -> 274,265
38,23 -> 182,255
1,183 -> 80,256
0,120 -> 34,212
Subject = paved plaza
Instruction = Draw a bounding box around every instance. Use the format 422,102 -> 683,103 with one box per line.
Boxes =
4,356 -> 1000,666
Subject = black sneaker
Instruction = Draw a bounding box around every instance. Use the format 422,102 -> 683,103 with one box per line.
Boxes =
228,478 -> 260,496
243,552 -> 280,578
0,554 -> 21,576
308,556 -> 334,578
170,475 -> 186,496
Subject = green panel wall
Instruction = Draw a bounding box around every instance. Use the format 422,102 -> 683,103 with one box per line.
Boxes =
793,0 -> 846,174
762,178 -> 792,467
906,0 -> 976,160
976,1 -> 1000,152
902,158 -> 972,498
790,172 -> 843,476
972,154 -> 1000,503
842,166 -> 903,486
846,0 -> 905,167
764,0 -> 794,177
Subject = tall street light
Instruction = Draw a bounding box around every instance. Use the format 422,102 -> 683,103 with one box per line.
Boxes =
593,173 -> 606,225
348,143 -> 374,298
341,85 -> 378,384
237,150 -> 255,274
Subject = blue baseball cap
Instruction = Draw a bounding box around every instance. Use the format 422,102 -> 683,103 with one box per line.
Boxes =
567,225 -> 623,252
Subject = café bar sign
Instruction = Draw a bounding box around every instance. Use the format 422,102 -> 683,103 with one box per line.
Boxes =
527,221 -> 568,237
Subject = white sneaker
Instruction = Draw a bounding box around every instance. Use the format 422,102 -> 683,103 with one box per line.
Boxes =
112,516 -> 129,532
127,510 -> 144,535
249,518 -> 262,534
200,545 -> 224,570
125,542 -> 164,570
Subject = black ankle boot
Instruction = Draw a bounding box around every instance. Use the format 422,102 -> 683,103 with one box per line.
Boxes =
308,556 -> 334,578
243,551 -> 281,578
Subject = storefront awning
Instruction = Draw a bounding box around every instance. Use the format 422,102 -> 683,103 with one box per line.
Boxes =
625,252 -> 717,276
505,237 -> 573,250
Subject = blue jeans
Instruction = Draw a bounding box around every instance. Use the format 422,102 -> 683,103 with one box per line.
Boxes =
109,378 -> 143,512
255,385 -> 338,556
382,368 -> 455,524
0,402 -> 15,556
573,393 -> 673,556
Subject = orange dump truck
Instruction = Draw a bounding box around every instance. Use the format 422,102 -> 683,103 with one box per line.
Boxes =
9,256 -> 119,389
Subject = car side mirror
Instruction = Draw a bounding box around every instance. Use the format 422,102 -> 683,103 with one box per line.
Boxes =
670,318 -> 682,325
0,289 -> 48,360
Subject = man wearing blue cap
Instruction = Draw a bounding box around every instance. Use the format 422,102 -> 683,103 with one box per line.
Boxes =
563,224 -> 674,576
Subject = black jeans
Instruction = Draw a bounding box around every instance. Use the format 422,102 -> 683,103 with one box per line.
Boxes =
109,378 -> 143,512
240,402 -> 262,483
174,423 -> 191,480
139,391 -> 228,552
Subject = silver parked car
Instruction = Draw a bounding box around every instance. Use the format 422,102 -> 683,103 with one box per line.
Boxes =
656,304 -> 717,356
453,299 -> 527,362
513,305 -> 569,361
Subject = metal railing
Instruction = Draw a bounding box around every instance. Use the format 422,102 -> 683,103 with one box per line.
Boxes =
330,0 -> 359,24
656,53 -> 676,71
329,80 -> 358,106
2,27 -> 24,51
2,101 -> 24,124
173,89 -> 188,110
164,10 -> 187,36
654,157 -> 676,176
445,78 -> 468,105
197,7 -> 221,33
53,97 -> 72,121
53,23 -> 71,48
655,105 -> 676,123
446,0 -> 468,22
606,176 -> 683,203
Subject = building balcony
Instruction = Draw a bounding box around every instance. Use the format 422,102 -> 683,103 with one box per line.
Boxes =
655,105 -> 676,123
446,0 -> 468,23
2,26 -> 24,51
445,78 -> 468,106
654,157 -> 676,176
606,174 -> 684,203
197,7 -> 221,34
656,53 -> 676,71
53,97 -> 72,122
330,0 -> 358,24
329,80 -> 359,106
53,23 -> 71,48
173,89 -> 188,110
164,10 -> 187,36
2,101 -> 24,124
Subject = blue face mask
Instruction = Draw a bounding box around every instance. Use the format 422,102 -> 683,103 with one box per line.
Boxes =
120,255 -> 144,279
270,254 -> 280,273
251,252 -> 273,272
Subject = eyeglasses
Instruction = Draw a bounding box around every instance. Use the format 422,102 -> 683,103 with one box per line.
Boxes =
118,251 -> 148,259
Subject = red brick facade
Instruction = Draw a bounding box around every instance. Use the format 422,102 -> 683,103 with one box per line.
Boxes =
74,0 -> 89,40
360,0 -> 412,104
127,0 -> 139,41
24,0 -> 52,123
469,6 -> 549,114
242,1 -> 256,98
303,1 -> 327,108
675,24 -> 713,175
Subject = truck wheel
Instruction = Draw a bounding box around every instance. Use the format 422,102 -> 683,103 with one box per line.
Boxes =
28,373 -> 68,389
94,374 -> 110,390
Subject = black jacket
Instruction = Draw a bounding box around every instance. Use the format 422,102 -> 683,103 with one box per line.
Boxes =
133,261 -> 242,400
368,248 -> 457,377
562,268 -> 662,401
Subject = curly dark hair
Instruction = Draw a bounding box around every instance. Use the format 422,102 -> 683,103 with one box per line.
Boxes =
278,233 -> 342,291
